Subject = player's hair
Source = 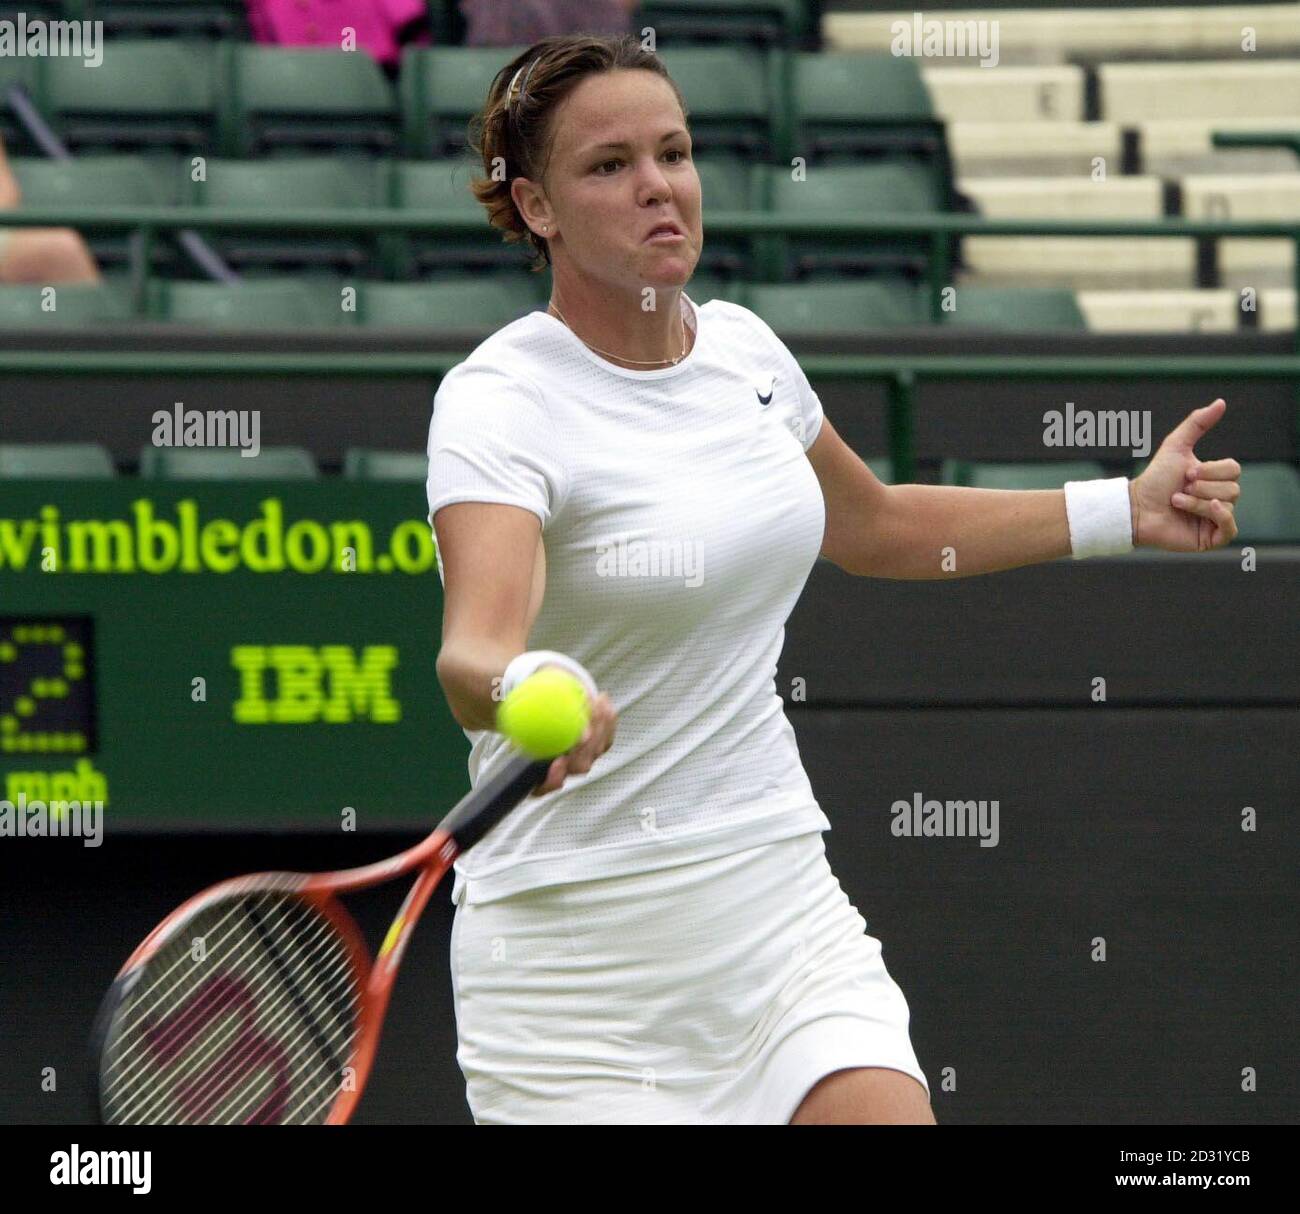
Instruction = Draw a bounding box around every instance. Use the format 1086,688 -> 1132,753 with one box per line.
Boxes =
467,34 -> 689,273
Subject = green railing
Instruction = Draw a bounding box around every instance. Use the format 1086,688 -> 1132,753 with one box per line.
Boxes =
1,209 -> 1296,480
1212,130 -> 1300,157
1,207 -> 1297,345
1,349 -> 1294,484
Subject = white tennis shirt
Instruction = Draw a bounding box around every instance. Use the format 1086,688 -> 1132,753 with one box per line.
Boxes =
426,292 -> 831,905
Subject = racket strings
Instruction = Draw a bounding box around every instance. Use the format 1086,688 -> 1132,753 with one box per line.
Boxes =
101,891 -> 361,1125
115,899 -> 351,1117
121,912 -> 351,1126
118,894 -> 355,1125
110,919 -> 346,1123
108,903 -> 348,1125
109,893 -> 355,1125
107,887 -> 305,1064
106,891 -> 344,1102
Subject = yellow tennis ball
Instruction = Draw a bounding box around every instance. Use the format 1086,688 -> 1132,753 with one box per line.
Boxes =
496,667 -> 591,759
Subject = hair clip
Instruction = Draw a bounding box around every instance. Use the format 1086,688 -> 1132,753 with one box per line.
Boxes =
506,64 -> 527,106
508,56 -> 542,110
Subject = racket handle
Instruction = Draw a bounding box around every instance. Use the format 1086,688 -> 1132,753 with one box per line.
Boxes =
438,751 -> 551,852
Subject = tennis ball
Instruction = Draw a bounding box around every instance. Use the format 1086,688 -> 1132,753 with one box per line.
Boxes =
496,667 -> 591,760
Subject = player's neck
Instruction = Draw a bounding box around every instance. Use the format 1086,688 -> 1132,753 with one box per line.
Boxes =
546,283 -> 694,368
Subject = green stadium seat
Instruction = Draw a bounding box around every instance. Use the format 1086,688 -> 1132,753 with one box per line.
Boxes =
681,273 -> 745,307
399,46 -> 527,159
358,279 -> 535,328
694,154 -> 765,277
95,0 -> 248,39
0,443 -> 116,478
343,449 -> 428,481
47,40 -> 223,154
789,52 -> 955,201
1233,463 -> 1300,543
0,283 -> 131,327
11,154 -> 177,206
226,46 -> 398,157
10,154 -> 182,272
745,279 -> 925,333
149,279 -> 353,329
764,160 -> 947,280
192,158 -> 384,273
696,154 -> 765,212
657,46 -> 780,158
0,2 -> 72,44
390,157 -> 523,274
941,460 -> 1110,490
791,52 -> 933,155
640,0 -> 810,47
139,446 -> 320,480
0,54 -> 48,155
942,286 -> 1087,332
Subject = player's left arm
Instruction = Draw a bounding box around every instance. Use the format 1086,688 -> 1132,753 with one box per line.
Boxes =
806,399 -> 1240,580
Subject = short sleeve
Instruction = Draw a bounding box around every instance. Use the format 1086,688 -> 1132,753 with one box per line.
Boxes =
780,344 -> 825,453
738,306 -> 825,453
426,361 -> 568,532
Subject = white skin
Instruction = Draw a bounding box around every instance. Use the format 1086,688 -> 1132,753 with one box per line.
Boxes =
508,68 -> 704,794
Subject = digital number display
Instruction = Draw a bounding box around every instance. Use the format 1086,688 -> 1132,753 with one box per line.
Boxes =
0,617 -> 96,756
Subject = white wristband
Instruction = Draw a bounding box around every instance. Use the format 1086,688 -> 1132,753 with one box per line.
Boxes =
1063,477 -> 1134,559
501,650 -> 598,702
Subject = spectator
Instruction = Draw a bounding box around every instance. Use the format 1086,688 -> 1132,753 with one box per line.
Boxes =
245,0 -> 432,70
460,0 -> 637,46
0,136 -> 100,284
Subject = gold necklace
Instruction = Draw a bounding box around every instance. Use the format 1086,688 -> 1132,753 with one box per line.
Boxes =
548,302 -> 690,366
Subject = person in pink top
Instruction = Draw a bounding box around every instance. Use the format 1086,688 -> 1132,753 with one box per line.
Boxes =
245,0 -> 431,68
245,1 -> 638,63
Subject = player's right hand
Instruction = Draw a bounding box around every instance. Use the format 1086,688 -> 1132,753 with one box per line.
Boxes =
530,689 -> 617,797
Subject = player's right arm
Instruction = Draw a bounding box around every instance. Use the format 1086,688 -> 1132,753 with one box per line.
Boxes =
433,501 -> 617,795
434,501 -> 543,731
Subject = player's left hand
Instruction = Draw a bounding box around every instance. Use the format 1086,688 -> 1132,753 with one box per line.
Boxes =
1130,399 -> 1240,552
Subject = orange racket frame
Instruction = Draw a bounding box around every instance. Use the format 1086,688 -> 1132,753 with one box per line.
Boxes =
90,752 -> 550,1125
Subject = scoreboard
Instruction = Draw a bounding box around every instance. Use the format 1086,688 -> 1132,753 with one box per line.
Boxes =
0,481 -> 468,828
0,616 -> 96,757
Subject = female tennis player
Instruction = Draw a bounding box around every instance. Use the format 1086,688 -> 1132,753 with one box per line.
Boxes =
426,35 -> 1241,1125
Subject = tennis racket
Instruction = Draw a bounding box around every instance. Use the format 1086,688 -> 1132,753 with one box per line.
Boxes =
90,750 -> 550,1125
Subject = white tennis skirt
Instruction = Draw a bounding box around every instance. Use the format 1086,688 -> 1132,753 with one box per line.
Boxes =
448,830 -> 929,1124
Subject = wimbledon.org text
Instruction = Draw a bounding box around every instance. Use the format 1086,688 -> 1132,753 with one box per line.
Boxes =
0,499 -> 436,575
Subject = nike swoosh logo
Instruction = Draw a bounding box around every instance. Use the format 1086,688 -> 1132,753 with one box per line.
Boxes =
754,373 -> 776,406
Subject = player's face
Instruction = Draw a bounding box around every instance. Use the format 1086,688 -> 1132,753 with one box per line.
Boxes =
537,69 -> 702,291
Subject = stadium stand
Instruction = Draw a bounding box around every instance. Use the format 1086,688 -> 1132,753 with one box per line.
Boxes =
0,1 -> 1295,533
0,440 -> 116,477
138,444 -> 320,479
